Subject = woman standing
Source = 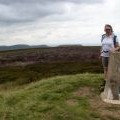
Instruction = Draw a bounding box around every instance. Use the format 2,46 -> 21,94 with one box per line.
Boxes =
100,24 -> 119,88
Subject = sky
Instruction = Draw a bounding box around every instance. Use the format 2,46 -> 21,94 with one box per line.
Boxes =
0,0 -> 120,46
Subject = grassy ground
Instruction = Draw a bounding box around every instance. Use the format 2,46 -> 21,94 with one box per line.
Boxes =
0,73 -> 120,120
1,47 -> 119,120
0,61 -> 102,89
0,46 -> 102,89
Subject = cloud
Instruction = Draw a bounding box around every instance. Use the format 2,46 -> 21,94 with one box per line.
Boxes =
0,0 -> 120,46
0,0 -> 103,25
0,0 -> 102,4
0,3 -> 62,25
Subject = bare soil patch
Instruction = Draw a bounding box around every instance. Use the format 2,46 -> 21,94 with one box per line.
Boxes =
72,86 -> 120,119
73,87 -> 92,97
66,99 -> 79,106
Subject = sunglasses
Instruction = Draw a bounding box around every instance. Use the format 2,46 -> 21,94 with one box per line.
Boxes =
105,29 -> 111,31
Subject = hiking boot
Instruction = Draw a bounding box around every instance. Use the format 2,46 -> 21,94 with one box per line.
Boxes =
99,86 -> 105,92
99,80 -> 106,92
100,80 -> 106,87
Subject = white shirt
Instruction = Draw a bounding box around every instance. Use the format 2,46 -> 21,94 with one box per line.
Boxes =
101,34 -> 118,57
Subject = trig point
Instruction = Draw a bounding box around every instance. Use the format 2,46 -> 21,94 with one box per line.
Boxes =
101,52 -> 120,104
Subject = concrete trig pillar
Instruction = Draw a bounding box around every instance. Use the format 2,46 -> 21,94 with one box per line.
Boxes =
101,52 -> 120,104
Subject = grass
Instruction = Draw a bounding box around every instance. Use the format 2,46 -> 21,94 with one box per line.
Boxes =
0,46 -> 102,89
0,61 -> 102,89
0,47 -> 119,119
0,73 -> 120,120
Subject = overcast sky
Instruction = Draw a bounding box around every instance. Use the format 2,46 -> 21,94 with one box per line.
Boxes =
0,0 -> 120,46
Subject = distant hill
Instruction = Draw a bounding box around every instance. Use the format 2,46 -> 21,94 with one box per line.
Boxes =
57,44 -> 82,47
0,44 -> 49,51
0,46 -> 101,68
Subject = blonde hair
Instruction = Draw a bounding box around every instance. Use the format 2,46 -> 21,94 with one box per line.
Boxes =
104,24 -> 113,32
